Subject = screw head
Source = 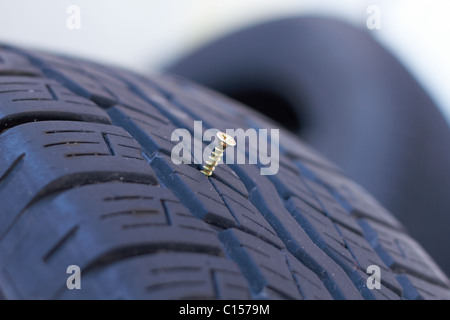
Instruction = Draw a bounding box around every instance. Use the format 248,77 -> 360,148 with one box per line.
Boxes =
217,132 -> 236,147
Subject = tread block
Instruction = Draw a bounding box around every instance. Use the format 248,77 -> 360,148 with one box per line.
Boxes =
211,179 -> 283,248
220,228 -> 332,300
171,93 -> 249,133
0,121 -> 158,237
104,68 -> 203,132
0,184 -> 224,299
0,77 -> 111,129
247,111 -> 342,173
294,164 -> 379,234
285,196 -> 401,299
24,49 -> 164,110
109,104 -> 250,201
25,51 -> 118,106
284,251 -> 333,300
301,162 -> 402,229
151,154 -> 238,228
108,105 -> 181,157
397,274 -> 450,300
337,225 -> 403,296
209,165 -> 250,199
60,253 -> 251,300
144,74 -> 250,131
0,48 -> 43,76
285,196 -> 357,269
359,219 -> 450,288
350,270 -> 401,300
267,165 -> 316,201
230,163 -> 363,300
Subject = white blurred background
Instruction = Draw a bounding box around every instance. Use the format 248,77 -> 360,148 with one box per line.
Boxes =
1,0 -> 450,124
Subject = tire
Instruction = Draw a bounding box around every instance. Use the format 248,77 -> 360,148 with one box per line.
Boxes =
167,17 -> 450,275
0,44 -> 448,300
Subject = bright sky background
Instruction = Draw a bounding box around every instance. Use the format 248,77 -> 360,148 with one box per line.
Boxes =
1,0 -> 450,124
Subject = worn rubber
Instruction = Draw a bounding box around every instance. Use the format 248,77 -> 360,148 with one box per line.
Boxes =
0,45 -> 448,300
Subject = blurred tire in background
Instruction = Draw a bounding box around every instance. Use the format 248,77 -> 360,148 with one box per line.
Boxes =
168,17 -> 450,275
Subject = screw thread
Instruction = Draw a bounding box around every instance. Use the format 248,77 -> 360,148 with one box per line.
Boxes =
201,132 -> 235,177
201,144 -> 226,176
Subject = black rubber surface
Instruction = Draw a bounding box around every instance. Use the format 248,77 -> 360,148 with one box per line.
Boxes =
167,17 -> 450,275
0,44 -> 448,299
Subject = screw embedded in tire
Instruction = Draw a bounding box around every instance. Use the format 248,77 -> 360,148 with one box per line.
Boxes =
201,132 -> 236,176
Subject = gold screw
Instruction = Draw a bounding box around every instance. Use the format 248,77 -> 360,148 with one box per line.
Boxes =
201,131 -> 236,176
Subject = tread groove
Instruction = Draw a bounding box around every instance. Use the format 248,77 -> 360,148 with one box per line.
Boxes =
0,153 -> 25,184
0,114 -> 110,135
102,132 -> 116,156
43,226 -> 79,263
45,84 -> 58,100
100,209 -> 159,220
